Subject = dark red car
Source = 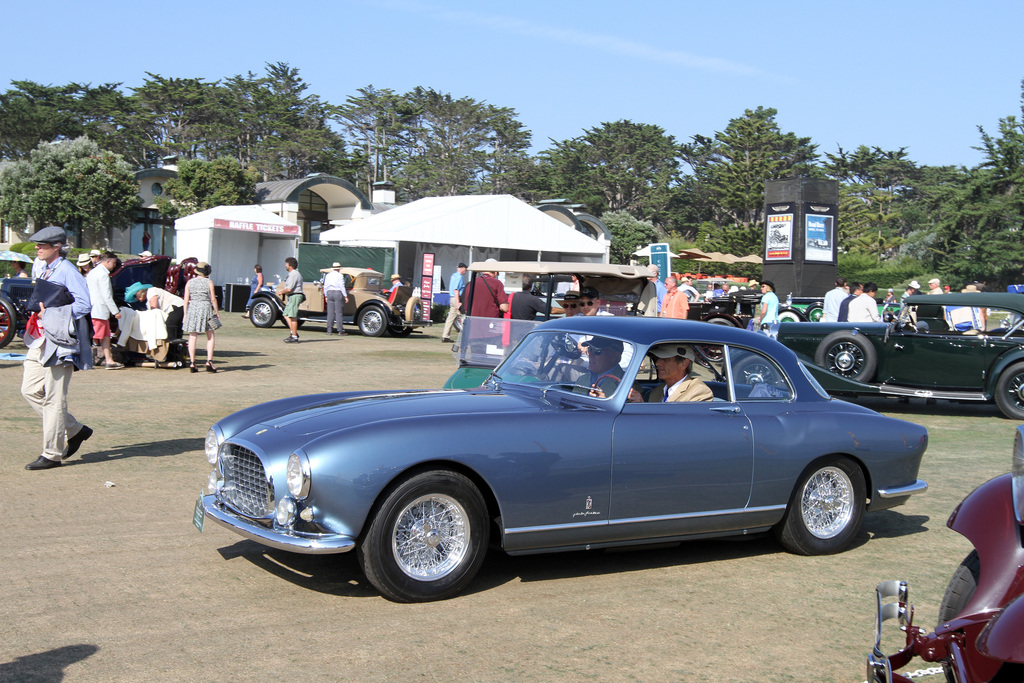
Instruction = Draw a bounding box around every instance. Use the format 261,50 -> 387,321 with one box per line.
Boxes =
868,427 -> 1024,682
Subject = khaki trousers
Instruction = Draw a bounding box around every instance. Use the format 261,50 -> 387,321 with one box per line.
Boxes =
21,345 -> 83,461
442,304 -> 462,339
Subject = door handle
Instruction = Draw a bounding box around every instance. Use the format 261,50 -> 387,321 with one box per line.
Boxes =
711,405 -> 741,414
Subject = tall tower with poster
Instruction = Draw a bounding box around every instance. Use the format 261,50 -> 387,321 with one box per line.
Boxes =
762,177 -> 839,297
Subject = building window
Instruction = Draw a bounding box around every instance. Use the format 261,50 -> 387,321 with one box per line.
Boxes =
297,189 -> 329,242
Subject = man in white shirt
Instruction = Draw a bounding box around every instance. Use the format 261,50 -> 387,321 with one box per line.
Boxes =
822,277 -> 848,322
86,251 -> 123,368
848,282 -> 882,323
323,262 -> 349,336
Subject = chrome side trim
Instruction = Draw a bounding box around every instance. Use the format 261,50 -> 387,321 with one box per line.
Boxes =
877,479 -> 928,499
607,504 -> 785,526
504,504 -> 785,535
202,495 -> 355,554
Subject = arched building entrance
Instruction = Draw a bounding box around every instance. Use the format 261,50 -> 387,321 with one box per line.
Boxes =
255,175 -> 374,242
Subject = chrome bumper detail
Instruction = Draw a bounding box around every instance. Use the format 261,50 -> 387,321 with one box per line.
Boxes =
202,494 -> 355,554
878,479 -> 928,499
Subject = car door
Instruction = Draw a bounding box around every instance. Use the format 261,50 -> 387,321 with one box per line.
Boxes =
879,313 -> 992,388
608,344 -> 754,540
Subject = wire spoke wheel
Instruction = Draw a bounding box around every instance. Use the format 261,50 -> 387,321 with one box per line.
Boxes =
800,466 -> 855,539
391,494 -> 470,580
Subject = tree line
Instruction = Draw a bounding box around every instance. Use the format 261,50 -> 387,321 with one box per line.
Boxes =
1,63 -> 1022,288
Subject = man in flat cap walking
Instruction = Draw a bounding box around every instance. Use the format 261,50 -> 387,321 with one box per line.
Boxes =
21,226 -> 94,470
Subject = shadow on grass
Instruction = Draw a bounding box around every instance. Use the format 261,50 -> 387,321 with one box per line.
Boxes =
75,437 -> 204,464
0,644 -> 98,682
862,509 -> 931,540
848,395 -> 1004,420
217,533 -> 791,600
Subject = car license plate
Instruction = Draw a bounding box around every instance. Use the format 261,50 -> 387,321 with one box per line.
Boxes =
193,492 -> 205,532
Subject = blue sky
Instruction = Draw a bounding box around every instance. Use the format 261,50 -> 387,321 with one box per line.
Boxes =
4,0 -> 1022,169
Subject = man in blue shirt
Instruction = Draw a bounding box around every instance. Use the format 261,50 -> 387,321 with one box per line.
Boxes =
22,226 -> 94,470
442,262 -> 467,343
822,277 -> 848,323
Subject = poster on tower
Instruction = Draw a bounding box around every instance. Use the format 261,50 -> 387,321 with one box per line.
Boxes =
804,202 -> 837,262
764,212 -> 793,261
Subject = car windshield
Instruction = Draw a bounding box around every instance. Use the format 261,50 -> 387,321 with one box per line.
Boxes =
493,330 -> 636,399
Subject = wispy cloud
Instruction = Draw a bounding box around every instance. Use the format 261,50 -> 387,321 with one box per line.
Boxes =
370,1 -> 763,76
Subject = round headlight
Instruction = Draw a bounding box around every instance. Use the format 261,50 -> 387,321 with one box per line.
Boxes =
286,452 -> 311,499
275,497 -> 297,527
205,428 -> 220,465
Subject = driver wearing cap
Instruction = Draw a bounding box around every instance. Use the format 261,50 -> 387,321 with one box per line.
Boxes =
628,345 -> 713,403
578,337 -> 624,398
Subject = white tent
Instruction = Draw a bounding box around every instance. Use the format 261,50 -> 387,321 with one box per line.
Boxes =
319,195 -> 606,260
174,205 -> 300,288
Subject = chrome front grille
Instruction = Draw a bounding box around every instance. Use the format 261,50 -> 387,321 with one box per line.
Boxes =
221,444 -> 273,517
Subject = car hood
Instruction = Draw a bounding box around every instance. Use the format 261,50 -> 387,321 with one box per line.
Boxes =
226,388 -> 558,440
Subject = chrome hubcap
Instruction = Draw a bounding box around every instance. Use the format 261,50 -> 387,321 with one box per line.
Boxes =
801,467 -> 854,539
827,342 -> 863,376
392,494 -> 469,580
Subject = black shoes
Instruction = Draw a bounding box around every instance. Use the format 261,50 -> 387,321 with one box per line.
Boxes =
26,456 -> 61,470
64,425 -> 93,460
206,362 -> 217,373
441,337 -> 454,343
26,425 -> 93,469
284,335 -> 299,343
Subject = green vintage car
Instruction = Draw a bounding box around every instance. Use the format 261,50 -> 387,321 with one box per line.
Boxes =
773,292 -> 1024,419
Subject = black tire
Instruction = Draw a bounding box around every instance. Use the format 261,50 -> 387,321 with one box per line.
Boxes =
994,362 -> 1024,420
806,305 -> 824,322
814,331 -> 878,382
358,470 -> 489,602
357,306 -> 388,337
775,458 -> 866,555
389,326 -> 413,337
250,299 -> 277,328
0,297 -> 16,349
937,550 -> 979,624
705,316 -> 739,327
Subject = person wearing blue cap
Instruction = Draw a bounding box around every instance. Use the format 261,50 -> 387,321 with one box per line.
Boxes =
22,226 -> 94,470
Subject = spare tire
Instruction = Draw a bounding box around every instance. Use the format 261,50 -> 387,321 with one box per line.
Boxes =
814,331 -> 877,382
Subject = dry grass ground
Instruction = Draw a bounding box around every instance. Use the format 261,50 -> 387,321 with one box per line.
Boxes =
0,315 -> 1015,682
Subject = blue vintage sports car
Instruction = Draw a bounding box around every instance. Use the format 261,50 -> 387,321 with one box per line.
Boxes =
195,317 -> 929,602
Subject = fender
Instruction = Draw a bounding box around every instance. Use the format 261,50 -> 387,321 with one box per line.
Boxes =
977,592 -> 1024,663
984,349 -> 1024,397
947,474 -> 1024,616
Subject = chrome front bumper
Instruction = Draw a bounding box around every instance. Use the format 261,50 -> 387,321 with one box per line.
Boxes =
201,494 -> 355,554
